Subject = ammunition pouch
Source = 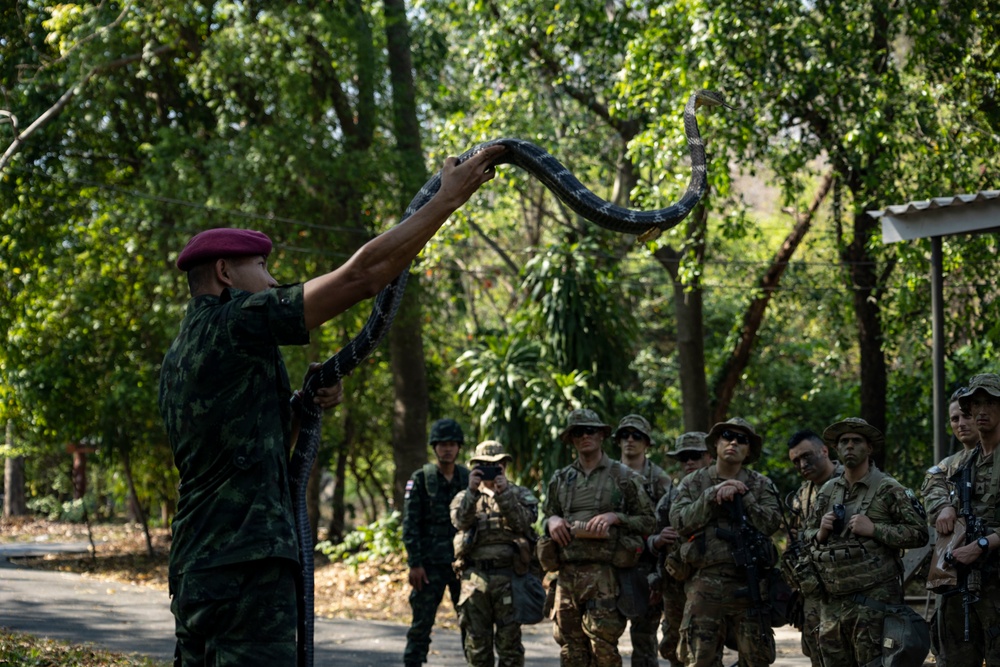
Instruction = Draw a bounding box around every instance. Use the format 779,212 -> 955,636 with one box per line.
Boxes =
611,533 -> 644,569
812,541 -> 900,596
536,535 -> 561,573
665,549 -> 693,581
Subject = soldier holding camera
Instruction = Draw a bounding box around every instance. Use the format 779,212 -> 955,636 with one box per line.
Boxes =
450,440 -> 539,667
804,418 -> 928,667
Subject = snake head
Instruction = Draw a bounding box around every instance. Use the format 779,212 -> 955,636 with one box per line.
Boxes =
694,89 -> 735,111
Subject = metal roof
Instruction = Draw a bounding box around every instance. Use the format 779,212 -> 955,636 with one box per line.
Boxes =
867,190 -> 1000,218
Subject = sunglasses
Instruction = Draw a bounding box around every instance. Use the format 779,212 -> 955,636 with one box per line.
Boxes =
618,429 -> 648,442
676,451 -> 705,463
569,426 -> 602,438
720,430 -> 750,445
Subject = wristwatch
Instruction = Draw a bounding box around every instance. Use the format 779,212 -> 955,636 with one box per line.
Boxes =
977,536 -> 990,553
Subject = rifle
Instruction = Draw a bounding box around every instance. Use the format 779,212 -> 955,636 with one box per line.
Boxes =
716,492 -> 773,639
945,453 -> 988,642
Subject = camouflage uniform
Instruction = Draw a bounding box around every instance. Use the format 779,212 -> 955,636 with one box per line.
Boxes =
451,441 -> 539,667
787,461 -> 843,666
803,419 -> 928,667
630,456 -> 672,667
544,410 -> 655,667
159,282 -> 309,665
670,462 -> 781,667
402,419 -> 470,666
929,375 -> 1000,667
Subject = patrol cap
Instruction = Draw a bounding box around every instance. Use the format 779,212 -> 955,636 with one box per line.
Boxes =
822,417 -> 884,455
612,414 -> 654,445
469,440 -> 512,465
706,417 -> 763,464
666,431 -> 709,459
429,418 -> 464,445
176,228 -> 273,271
957,373 -> 1000,411
558,409 -> 612,443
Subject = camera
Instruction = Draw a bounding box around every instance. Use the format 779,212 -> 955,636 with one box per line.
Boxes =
475,464 -> 501,481
832,503 -> 846,534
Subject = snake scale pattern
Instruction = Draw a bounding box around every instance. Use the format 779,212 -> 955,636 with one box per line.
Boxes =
289,89 -> 728,667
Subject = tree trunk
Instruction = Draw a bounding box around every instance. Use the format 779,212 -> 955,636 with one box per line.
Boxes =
385,0 -> 431,511
846,207 -> 890,470
711,170 -> 834,422
120,446 -> 154,557
3,421 -> 27,517
654,206 -> 711,431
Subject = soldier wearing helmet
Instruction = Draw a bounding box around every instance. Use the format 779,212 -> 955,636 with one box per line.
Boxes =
450,440 -> 539,666
542,409 -> 655,666
402,418 -> 470,667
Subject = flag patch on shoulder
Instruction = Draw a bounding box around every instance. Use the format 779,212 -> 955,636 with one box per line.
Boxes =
404,479 -> 414,499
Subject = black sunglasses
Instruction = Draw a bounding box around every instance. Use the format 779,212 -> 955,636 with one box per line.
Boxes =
676,451 -> 704,463
720,430 -> 750,445
618,429 -> 647,441
569,425 -> 602,438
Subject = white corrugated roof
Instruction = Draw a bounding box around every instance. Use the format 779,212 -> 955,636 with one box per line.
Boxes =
867,190 -> 1000,218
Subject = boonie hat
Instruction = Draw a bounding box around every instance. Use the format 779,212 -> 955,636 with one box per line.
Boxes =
429,418 -> 464,445
706,417 -> 764,464
822,417 -> 885,455
666,431 -> 709,459
957,373 -> 1000,411
612,414 -> 654,445
469,440 -> 512,465
559,409 -> 612,443
176,228 -> 272,271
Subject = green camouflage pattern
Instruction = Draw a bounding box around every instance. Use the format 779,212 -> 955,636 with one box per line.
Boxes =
402,463 -> 469,664
159,284 -> 310,579
170,558 -> 298,666
787,462 -> 842,667
669,465 -> 781,667
403,464 -> 470,567
451,482 -> 539,667
804,467 -> 928,666
404,562 -> 461,665
553,562 -> 627,666
630,458 -> 673,667
920,451 -> 967,522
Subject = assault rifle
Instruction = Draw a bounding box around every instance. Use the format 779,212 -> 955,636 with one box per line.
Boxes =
716,492 -> 773,639
945,453 -> 988,642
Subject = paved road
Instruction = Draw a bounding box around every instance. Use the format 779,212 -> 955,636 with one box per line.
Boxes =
0,544 -> 811,666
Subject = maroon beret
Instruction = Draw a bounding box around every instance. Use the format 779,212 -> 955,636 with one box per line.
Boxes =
176,228 -> 273,271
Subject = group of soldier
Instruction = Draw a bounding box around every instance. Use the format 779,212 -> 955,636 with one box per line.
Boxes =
399,372 -> 1000,667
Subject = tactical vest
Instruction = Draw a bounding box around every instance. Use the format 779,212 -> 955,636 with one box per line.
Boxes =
556,460 -> 641,565
812,469 -> 901,596
417,463 -> 469,562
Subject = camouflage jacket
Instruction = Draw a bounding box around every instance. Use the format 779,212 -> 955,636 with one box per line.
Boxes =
669,464 -> 781,570
788,462 -> 844,541
921,448 -> 977,524
159,284 -> 310,578
804,466 -> 928,555
937,443 -> 1000,529
450,483 -> 538,564
403,463 -> 470,567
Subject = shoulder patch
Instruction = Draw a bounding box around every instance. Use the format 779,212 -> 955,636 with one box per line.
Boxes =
905,488 -> 927,520
926,465 -> 944,475
404,479 -> 414,500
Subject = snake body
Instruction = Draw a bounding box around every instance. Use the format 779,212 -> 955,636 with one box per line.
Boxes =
289,89 -> 728,667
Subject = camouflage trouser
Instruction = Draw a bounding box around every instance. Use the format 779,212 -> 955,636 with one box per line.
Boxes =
554,562 -> 627,667
817,580 -> 901,667
404,563 -> 460,665
679,568 -> 775,667
932,576 -> 1000,667
630,597 -> 662,667
457,567 -> 525,667
659,576 -> 684,665
800,593 -> 822,667
169,558 -> 298,667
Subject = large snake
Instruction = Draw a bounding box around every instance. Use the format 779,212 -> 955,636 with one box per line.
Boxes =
288,89 -> 729,667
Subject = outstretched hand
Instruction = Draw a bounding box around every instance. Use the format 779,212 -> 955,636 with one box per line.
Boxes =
435,145 -> 506,210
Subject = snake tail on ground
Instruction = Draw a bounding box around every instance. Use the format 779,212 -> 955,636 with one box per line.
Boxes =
288,88 -> 729,667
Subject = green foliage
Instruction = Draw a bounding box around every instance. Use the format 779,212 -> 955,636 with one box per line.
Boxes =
317,510 -> 405,568
0,628 -> 167,667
